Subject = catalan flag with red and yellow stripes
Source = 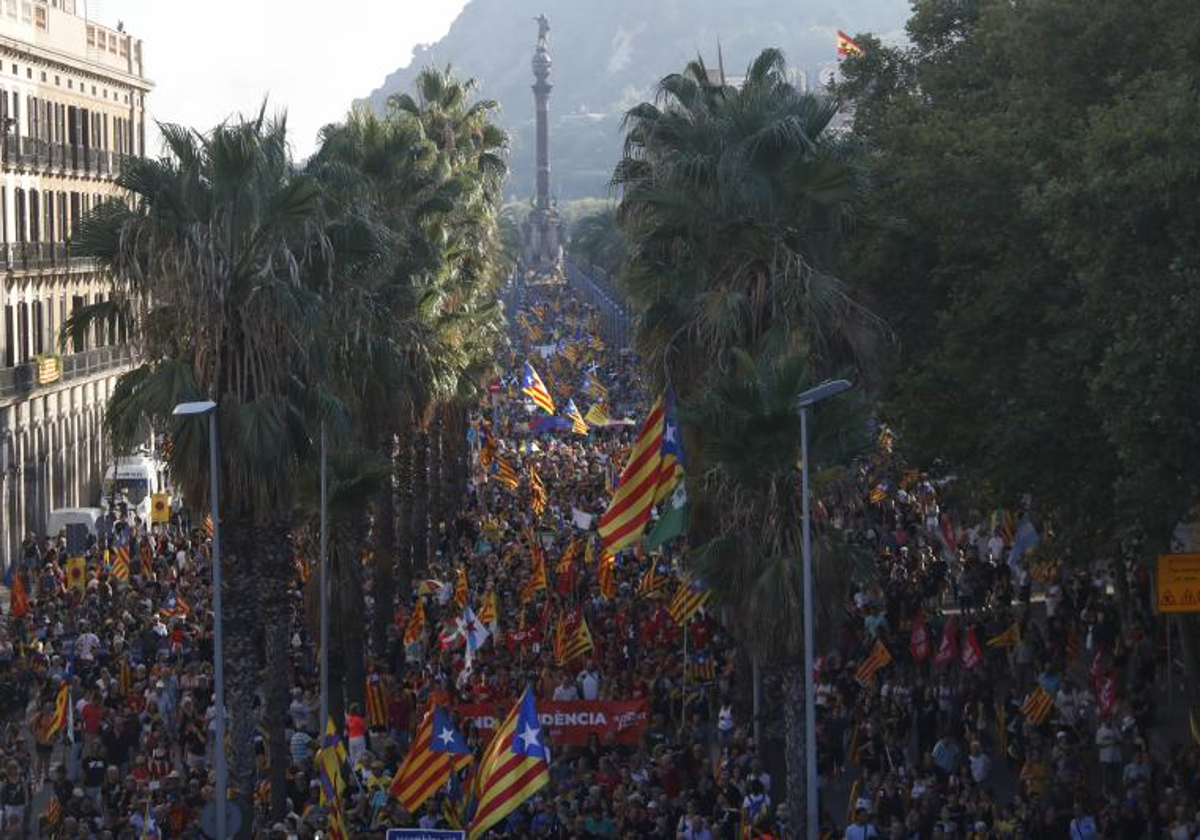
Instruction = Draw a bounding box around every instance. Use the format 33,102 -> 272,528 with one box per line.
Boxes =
668,577 -> 710,626
597,394 -> 667,553
404,599 -> 427,647
469,689 -> 550,839
365,674 -> 388,729
495,458 -> 519,492
521,545 -> 548,603
455,566 -> 470,609
855,640 -> 893,685
390,707 -> 472,813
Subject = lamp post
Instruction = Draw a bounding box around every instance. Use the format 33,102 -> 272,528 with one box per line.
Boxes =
172,400 -> 227,840
797,378 -> 852,839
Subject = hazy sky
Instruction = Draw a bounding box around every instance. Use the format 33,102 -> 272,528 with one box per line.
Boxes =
90,0 -> 469,159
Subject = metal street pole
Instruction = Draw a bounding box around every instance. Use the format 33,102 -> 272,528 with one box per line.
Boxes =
797,379 -> 852,839
799,404 -> 817,839
319,420 -> 329,729
207,413 -> 227,840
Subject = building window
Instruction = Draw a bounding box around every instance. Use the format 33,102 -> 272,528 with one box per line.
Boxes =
3,0 -> 14,19
34,4 -> 43,28
3,304 -> 13,367
33,300 -> 43,355
20,2 -> 30,24
87,25 -> 94,46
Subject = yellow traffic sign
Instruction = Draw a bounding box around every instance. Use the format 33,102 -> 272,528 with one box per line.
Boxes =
1156,554 -> 1200,613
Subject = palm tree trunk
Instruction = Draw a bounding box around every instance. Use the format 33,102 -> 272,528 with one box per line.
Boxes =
260,525 -> 293,821
430,409 -> 445,542
783,659 -> 807,839
221,518 -> 265,838
395,425 -> 414,602
371,433 -> 398,655
411,429 -> 430,576
337,519 -> 367,712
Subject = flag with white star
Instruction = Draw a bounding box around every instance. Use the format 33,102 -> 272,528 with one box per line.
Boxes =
469,687 -> 550,839
431,706 -> 471,756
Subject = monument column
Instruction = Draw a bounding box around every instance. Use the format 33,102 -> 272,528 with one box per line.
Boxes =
532,14 -> 552,213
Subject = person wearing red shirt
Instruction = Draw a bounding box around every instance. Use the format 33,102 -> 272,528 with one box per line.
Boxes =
80,691 -> 105,743
344,704 -> 367,767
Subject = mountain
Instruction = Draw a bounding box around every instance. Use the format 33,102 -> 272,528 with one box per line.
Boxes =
360,0 -> 909,201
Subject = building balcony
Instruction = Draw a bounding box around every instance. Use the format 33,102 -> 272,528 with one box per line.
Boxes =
1,137 -> 121,179
0,242 -> 97,273
0,344 -> 133,401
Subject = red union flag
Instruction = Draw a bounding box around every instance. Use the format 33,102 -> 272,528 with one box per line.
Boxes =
454,699 -> 650,747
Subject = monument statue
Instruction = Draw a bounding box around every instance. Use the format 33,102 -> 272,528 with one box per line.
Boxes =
522,14 -> 565,276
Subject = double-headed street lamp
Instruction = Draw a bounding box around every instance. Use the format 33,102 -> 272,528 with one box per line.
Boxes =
797,379 -> 853,839
172,400 -> 228,840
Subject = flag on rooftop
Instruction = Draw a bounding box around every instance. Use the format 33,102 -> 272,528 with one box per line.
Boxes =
837,29 -> 863,58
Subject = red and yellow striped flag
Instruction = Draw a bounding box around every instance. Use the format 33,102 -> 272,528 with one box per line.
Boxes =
204,514 -> 214,538
597,395 -> 667,553
389,709 -> 472,813
836,29 -> 863,58
455,567 -> 470,609
521,362 -> 556,415
365,674 -> 388,729
469,689 -> 550,839
478,591 -> 498,629
855,640 -> 893,685
1020,685 -> 1054,725
598,551 -> 616,600
495,458 -> 519,491
520,546 -> 548,603
637,565 -> 666,599
404,600 -> 427,647
529,466 -> 548,516
47,681 -> 69,739
560,616 -> 594,664
668,577 -> 710,625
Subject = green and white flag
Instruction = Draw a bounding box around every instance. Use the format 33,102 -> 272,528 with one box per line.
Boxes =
645,483 -> 687,550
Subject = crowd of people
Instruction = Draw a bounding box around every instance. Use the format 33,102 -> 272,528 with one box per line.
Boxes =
0,273 -> 1195,839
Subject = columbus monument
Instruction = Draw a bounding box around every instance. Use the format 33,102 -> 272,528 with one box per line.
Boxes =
522,13 -> 565,275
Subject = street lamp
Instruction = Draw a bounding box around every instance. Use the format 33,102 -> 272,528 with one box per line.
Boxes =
797,378 -> 852,839
172,399 -> 228,840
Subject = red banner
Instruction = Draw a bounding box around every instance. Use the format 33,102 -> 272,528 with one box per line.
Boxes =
453,699 -> 650,746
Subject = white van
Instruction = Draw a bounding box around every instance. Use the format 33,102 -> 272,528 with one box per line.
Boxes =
102,455 -> 168,521
46,507 -> 104,538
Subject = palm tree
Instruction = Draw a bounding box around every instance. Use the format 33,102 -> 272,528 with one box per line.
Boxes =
67,111 -> 329,832
686,350 -> 871,834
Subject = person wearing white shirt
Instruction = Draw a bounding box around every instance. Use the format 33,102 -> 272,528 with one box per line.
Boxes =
552,675 -> 579,701
576,668 -> 600,701
75,632 -> 100,662
967,741 -> 991,783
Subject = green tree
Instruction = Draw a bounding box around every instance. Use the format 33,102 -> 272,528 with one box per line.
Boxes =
69,112 -> 329,831
834,0 -> 1200,725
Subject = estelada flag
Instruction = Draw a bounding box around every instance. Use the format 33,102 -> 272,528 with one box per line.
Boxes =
961,628 -> 984,670
150,493 -> 171,523
934,618 -> 958,666
910,613 -> 930,661
597,551 -> 616,600
9,571 -> 29,618
390,707 -> 472,813
836,29 -> 864,58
